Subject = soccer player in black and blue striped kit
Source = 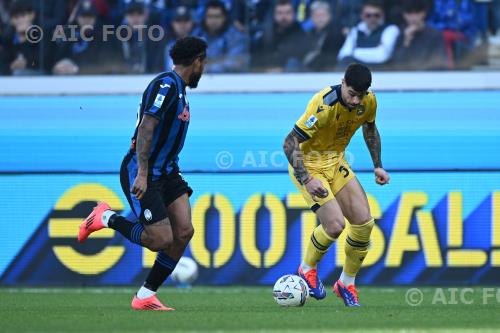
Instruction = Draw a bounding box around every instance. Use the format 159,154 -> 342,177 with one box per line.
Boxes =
78,37 -> 207,311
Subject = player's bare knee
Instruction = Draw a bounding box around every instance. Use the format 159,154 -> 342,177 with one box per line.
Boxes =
175,226 -> 194,245
156,233 -> 174,250
142,231 -> 172,252
355,212 -> 372,225
322,219 -> 345,238
140,230 -> 155,250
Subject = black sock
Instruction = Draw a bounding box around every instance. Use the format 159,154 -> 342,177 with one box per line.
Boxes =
144,253 -> 179,291
108,214 -> 144,245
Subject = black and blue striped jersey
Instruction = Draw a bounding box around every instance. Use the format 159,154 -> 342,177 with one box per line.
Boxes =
129,70 -> 190,179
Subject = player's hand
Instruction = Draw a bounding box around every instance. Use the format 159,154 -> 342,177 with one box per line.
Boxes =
131,174 -> 148,200
304,177 -> 329,201
374,168 -> 390,185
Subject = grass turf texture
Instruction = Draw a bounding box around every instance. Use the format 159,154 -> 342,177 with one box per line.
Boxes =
1,287 -> 499,333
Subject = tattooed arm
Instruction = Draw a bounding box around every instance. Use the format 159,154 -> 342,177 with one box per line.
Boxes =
362,121 -> 382,168
283,130 -> 309,183
131,115 -> 159,199
362,121 -> 390,185
283,130 -> 329,199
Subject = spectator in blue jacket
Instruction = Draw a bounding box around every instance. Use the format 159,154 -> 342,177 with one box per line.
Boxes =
194,0 -> 249,73
428,0 -> 479,47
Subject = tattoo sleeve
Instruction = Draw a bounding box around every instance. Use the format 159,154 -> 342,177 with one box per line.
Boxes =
283,130 -> 309,184
136,115 -> 159,177
362,121 -> 383,169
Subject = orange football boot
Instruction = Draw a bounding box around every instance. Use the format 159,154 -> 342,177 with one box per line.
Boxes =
78,202 -> 111,243
131,294 -> 174,311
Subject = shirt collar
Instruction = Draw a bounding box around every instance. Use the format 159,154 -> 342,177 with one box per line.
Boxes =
334,85 -> 348,108
172,69 -> 187,90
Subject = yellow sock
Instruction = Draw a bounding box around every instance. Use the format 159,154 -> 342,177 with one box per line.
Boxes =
303,224 -> 336,268
343,218 -> 374,277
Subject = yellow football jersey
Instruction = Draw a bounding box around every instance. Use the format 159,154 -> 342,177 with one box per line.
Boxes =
293,85 -> 377,169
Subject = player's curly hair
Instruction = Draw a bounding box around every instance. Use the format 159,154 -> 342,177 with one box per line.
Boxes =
169,36 -> 208,67
344,63 -> 372,92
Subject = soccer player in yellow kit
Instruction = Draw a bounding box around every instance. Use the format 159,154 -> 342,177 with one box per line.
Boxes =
283,63 -> 390,306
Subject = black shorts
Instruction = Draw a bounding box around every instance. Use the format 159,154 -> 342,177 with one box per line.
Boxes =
120,153 -> 193,225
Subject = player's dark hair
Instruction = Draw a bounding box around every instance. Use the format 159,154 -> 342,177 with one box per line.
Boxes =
205,0 -> 228,15
362,0 -> 384,11
402,0 -> 428,13
169,36 -> 207,66
344,63 -> 372,92
10,0 -> 35,17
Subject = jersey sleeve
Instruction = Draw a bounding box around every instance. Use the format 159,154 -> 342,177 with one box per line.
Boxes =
144,77 -> 177,120
293,94 -> 325,141
366,93 -> 377,123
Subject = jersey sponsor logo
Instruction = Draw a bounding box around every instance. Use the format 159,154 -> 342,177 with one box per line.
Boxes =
305,115 -> 317,128
153,94 -> 165,108
178,106 -> 190,122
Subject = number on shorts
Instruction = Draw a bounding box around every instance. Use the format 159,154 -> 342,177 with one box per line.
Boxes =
339,166 -> 350,178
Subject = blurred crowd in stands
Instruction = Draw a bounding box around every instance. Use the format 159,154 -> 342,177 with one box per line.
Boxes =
0,0 -> 499,75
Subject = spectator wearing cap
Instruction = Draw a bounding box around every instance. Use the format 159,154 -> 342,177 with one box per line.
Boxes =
52,0 -> 111,75
337,0 -> 399,69
303,1 -> 344,71
112,1 -> 165,73
252,0 -> 308,72
165,6 -> 196,70
194,0 -> 249,73
0,1 -> 54,75
390,0 -> 447,70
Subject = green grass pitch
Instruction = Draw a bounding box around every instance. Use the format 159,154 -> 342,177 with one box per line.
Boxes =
1,287 -> 499,333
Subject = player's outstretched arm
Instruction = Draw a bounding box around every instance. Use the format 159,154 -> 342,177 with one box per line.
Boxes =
283,130 -> 329,199
362,121 -> 390,185
132,115 -> 159,199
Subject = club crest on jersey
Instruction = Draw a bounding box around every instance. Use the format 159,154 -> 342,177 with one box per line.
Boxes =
306,115 -> 317,128
178,106 -> 190,122
153,94 -> 165,108
356,105 -> 366,116
144,209 -> 153,221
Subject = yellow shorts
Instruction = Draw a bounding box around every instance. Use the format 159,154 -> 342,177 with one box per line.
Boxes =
288,158 -> 355,212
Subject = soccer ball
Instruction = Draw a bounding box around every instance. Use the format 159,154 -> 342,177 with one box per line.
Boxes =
273,274 -> 309,307
171,257 -> 198,286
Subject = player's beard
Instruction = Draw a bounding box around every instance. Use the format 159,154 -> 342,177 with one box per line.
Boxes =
188,71 -> 202,88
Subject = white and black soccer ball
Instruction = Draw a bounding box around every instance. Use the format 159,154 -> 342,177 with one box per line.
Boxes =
273,274 -> 309,307
171,257 -> 198,286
